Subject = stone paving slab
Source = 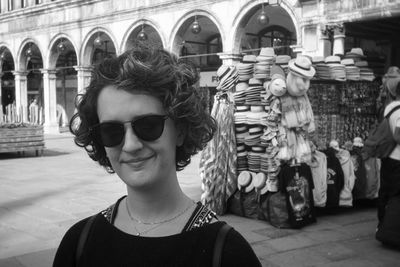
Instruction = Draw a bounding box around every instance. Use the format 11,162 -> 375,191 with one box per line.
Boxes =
0,133 -> 400,267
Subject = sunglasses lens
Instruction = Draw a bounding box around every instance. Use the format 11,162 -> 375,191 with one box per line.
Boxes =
133,115 -> 166,141
97,122 -> 124,147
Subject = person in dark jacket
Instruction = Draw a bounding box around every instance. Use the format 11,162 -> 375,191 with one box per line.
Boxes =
53,43 -> 261,267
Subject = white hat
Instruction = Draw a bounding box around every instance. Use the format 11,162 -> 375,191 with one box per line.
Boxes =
288,56 -> 316,79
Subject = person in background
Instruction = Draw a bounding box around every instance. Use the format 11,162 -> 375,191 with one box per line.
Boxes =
53,43 -> 261,267
29,98 -> 39,124
377,74 -> 400,237
376,66 -> 400,121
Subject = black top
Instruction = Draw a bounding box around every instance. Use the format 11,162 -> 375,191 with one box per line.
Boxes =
53,197 -> 261,267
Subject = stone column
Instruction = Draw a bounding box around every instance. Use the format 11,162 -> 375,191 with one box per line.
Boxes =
27,0 -> 35,7
319,24 -> 332,58
332,24 -> 346,56
217,53 -> 242,66
13,71 -> 29,122
74,66 -> 92,95
41,69 -> 58,134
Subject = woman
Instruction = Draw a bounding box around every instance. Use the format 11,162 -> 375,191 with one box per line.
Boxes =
53,44 -> 261,266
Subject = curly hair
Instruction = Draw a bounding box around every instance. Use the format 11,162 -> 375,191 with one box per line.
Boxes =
70,43 -> 217,173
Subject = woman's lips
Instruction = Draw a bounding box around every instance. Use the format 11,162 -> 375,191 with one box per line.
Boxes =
121,155 -> 153,164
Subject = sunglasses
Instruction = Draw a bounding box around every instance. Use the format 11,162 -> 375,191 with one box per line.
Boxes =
90,115 -> 168,147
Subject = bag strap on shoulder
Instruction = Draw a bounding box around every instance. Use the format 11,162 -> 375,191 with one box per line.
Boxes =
75,215 -> 96,265
385,105 -> 400,119
212,223 -> 233,267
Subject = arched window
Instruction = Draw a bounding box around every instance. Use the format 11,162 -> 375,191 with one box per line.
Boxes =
206,34 -> 222,68
258,25 -> 296,56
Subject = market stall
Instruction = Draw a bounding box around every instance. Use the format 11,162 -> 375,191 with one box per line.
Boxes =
200,47 -> 382,229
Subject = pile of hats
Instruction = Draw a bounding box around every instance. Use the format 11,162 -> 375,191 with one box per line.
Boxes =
234,105 -> 249,126
254,48 -> 276,80
344,48 -> 375,81
236,144 -> 248,172
245,78 -> 264,105
326,56 -> 346,81
234,82 -> 248,104
311,56 -> 324,78
248,146 -> 265,173
237,55 -> 256,81
216,65 -> 239,92
341,58 -> 360,80
244,125 -> 263,146
247,105 -> 268,126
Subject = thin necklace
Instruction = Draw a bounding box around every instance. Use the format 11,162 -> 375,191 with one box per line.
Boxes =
125,199 -> 194,226
131,221 -> 165,237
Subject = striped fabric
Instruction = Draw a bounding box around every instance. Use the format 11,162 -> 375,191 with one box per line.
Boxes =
200,93 -> 238,215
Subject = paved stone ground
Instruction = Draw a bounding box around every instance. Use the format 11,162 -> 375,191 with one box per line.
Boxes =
0,133 -> 399,267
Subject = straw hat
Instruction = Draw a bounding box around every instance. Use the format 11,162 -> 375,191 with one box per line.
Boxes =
288,56 -> 316,79
269,66 -> 287,97
341,58 -> 355,66
346,48 -> 366,59
238,171 -> 255,192
325,55 -> 342,65
259,47 -> 276,58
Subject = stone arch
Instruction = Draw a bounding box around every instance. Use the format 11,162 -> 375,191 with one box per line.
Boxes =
47,33 -> 80,69
0,43 -> 16,71
16,38 -> 44,71
121,19 -> 166,52
230,0 -> 300,54
169,9 -> 225,56
80,27 -> 119,66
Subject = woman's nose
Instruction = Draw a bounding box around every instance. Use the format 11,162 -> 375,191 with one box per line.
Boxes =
121,124 -> 144,152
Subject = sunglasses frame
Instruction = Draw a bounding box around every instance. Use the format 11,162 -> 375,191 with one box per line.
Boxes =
89,114 -> 169,147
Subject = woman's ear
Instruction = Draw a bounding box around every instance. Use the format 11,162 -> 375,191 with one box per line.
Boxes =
176,124 -> 186,147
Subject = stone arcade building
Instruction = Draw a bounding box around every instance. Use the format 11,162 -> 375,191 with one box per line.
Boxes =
0,0 -> 399,133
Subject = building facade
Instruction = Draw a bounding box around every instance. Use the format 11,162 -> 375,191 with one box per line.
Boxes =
0,0 -> 399,133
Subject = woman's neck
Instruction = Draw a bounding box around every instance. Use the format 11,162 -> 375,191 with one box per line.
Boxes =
125,176 -> 192,223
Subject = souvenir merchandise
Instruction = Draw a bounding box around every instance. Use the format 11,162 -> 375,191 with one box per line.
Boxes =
308,81 -> 380,147
234,82 -> 248,104
268,66 -> 287,97
325,56 -> 346,81
279,163 -> 316,228
237,55 -> 256,81
267,191 -> 291,229
245,78 -> 264,105
200,65 -> 238,215
323,147 -> 345,208
216,65 -> 239,92
307,149 -> 328,207
344,48 -> 375,81
350,138 -> 368,200
228,171 -> 260,219
335,148 -> 356,207
341,58 -> 360,81
254,47 -> 276,80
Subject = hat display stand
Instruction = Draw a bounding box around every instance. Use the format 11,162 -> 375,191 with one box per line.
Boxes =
199,65 -> 239,215
204,48 -> 384,225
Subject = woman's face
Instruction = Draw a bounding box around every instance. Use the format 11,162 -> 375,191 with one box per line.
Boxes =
97,85 -> 183,189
